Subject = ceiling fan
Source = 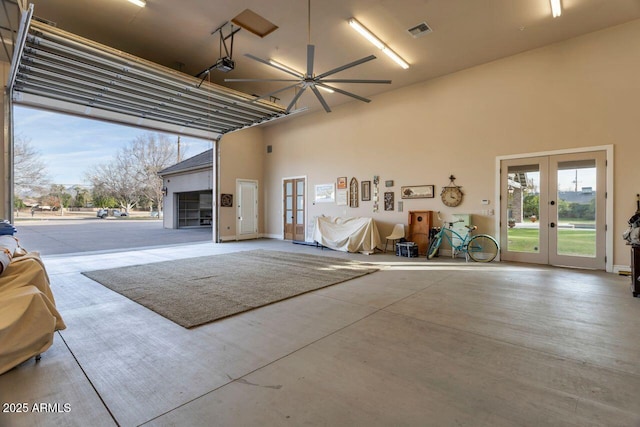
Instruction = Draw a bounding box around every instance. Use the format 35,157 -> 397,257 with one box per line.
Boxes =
225,0 -> 391,113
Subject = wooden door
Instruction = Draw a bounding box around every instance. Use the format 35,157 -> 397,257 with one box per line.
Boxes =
408,211 -> 432,255
284,178 -> 306,241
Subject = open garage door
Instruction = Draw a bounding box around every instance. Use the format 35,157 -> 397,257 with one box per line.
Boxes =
7,6 -> 289,140
2,3 -> 292,226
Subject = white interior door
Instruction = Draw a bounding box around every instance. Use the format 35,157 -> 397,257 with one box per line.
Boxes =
501,151 -> 606,269
237,179 -> 258,240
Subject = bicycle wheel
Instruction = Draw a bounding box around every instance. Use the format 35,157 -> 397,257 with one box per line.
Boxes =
427,235 -> 442,259
467,235 -> 499,262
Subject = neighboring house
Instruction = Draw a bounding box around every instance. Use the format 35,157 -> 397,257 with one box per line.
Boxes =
158,149 -> 213,229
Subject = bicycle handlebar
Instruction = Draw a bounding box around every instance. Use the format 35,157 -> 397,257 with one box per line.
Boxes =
435,211 -> 478,232
435,211 -> 464,227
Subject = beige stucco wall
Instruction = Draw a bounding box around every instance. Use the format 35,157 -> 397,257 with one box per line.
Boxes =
218,126 -> 265,240
261,19 -> 640,268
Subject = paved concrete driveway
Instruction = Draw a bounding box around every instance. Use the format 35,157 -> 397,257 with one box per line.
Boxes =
13,219 -> 213,255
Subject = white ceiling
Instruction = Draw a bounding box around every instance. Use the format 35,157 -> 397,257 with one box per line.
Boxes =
20,0 -> 640,113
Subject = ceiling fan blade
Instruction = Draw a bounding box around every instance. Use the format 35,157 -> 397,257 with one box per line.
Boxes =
310,85 -> 331,113
315,55 -> 376,80
287,87 -> 307,112
225,79 -> 301,82
251,83 -> 302,102
320,79 -> 391,84
245,53 -> 302,78
307,44 -> 315,77
316,83 -> 371,103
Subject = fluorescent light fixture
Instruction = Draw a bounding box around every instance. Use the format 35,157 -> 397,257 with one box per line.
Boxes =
127,0 -> 146,7
549,0 -> 562,17
269,59 -> 334,93
348,19 -> 384,50
348,18 -> 409,69
382,47 -> 409,70
269,59 -> 302,77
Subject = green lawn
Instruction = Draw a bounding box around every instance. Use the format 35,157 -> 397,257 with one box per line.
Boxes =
507,228 -> 596,257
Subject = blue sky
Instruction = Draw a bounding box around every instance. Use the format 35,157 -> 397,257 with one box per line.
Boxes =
13,106 -> 213,186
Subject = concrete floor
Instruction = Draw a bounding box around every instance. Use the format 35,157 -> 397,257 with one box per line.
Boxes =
13,219 -> 213,256
1,239 -> 639,426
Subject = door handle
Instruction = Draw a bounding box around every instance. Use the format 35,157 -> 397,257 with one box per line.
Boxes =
550,200 -> 556,206
550,222 -> 556,228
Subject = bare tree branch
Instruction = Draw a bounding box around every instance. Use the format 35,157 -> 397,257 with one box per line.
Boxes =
14,135 -> 50,196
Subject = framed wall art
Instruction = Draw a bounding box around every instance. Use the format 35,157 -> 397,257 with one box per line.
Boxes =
220,193 -> 233,207
384,192 -> 394,211
336,189 -> 348,206
315,184 -> 335,203
361,180 -> 371,201
349,178 -> 359,207
401,185 -> 435,199
337,176 -> 347,189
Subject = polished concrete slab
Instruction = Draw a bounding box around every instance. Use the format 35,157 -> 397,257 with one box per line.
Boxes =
1,239 -> 639,426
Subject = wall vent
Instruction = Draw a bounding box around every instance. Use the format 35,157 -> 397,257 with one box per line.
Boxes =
407,21 -> 432,38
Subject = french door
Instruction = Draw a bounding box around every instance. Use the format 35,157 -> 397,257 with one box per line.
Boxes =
500,151 -> 606,269
283,178 -> 306,241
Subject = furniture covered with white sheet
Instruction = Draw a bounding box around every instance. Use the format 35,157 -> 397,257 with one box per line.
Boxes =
0,237 -> 66,375
313,216 -> 381,254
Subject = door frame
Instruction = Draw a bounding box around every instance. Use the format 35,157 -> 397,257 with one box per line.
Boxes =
236,179 -> 258,240
282,175 -> 307,241
495,145 -> 613,272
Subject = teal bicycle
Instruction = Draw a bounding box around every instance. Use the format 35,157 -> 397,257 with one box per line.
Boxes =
427,212 -> 499,262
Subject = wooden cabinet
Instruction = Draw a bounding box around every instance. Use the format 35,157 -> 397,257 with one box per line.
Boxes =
407,211 -> 432,255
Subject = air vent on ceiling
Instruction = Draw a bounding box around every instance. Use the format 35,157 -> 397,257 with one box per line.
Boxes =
407,21 -> 432,38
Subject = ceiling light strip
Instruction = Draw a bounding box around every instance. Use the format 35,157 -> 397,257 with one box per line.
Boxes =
127,0 -> 146,7
348,18 -> 409,69
549,0 -> 562,17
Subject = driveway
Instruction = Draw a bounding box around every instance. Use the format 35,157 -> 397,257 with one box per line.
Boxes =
13,219 -> 214,255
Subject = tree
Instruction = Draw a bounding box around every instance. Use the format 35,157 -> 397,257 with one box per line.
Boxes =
86,133 -> 181,215
13,135 -> 50,196
72,185 -> 91,207
87,151 -> 141,212
42,184 -> 71,215
126,133 -> 180,215
523,194 -> 539,218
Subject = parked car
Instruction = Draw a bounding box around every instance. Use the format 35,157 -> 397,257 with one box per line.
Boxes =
97,208 -> 108,219
112,209 -> 128,217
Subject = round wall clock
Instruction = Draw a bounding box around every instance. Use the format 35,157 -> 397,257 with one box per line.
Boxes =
441,175 -> 463,207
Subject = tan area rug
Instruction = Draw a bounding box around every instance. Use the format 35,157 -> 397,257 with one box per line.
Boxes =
82,249 -> 378,328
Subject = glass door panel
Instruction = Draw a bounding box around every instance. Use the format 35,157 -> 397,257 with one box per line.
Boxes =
501,157 -> 548,265
549,152 -> 605,269
555,160 -> 596,257
506,164 -> 540,253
